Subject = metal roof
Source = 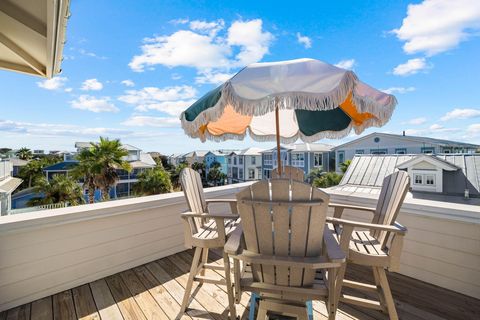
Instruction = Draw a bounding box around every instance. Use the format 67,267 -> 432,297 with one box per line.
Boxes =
0,0 -> 70,78
0,177 -> 22,194
260,143 -> 333,153
43,161 -> 78,171
334,132 -> 480,150
340,154 -> 480,197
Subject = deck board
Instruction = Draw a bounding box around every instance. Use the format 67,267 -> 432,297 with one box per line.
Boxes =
3,250 -> 479,320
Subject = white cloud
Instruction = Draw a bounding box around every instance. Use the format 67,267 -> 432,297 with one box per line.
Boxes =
405,123 -> 460,136
121,116 -> 180,127
171,73 -> 182,80
129,19 -> 273,73
0,119 -> 131,137
81,78 -> 103,91
296,32 -> 312,49
334,59 -> 355,70
70,95 -> 119,113
381,86 -> 416,94
64,88 -> 73,93
467,123 -> 480,135
392,58 -> 430,76
392,0 -> 480,56
78,48 -> 107,60
37,77 -> 68,90
441,108 -> 480,121
121,80 -> 135,87
403,117 -> 427,125
195,70 -> 233,85
118,86 -> 197,116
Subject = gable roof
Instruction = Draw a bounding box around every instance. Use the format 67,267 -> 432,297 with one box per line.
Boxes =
334,132 -> 480,150
260,143 -> 333,153
397,155 -> 459,171
75,142 -> 141,151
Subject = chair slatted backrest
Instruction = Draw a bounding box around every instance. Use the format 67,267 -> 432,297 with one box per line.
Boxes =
371,170 -> 410,247
236,179 -> 330,287
180,168 -> 207,232
271,166 -> 305,181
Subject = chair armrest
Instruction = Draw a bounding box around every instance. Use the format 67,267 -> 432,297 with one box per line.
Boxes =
322,226 -> 346,263
329,203 -> 376,213
327,217 -> 407,235
225,225 -> 244,255
232,251 -> 342,269
180,211 -> 239,220
205,199 -> 238,214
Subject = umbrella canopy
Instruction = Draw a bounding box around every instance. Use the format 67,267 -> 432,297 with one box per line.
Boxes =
181,58 -> 396,144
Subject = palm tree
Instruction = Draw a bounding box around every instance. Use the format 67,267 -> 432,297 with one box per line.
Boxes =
133,167 -> 172,196
207,161 -> 227,186
71,148 -> 99,204
27,175 -> 85,207
92,137 -> 132,201
16,147 -> 33,160
170,162 -> 188,189
19,159 -> 45,188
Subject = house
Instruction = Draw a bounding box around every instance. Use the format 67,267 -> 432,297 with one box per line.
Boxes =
261,143 -> 334,179
337,153 -> 480,201
8,158 -> 28,177
205,150 -> 234,178
179,150 -> 209,165
333,132 -> 480,172
167,153 -> 183,166
0,160 -> 22,215
227,147 -> 263,183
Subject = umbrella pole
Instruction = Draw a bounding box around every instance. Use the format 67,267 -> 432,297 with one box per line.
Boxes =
275,98 -> 282,176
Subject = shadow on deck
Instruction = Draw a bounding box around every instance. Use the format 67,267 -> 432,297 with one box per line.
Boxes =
1,250 -> 479,320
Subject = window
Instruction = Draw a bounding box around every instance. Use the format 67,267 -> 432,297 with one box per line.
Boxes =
426,175 -> 435,185
414,173 -> 436,186
370,148 -> 387,154
395,148 -> 407,154
233,157 -> 237,165
263,169 -> 271,179
337,151 -> 345,164
251,157 -> 256,165
239,157 -> 243,165
421,147 -> 435,154
291,153 -> 304,167
355,149 -> 364,154
414,174 -> 423,184
248,169 -> 255,179
239,168 -> 243,180
314,153 -> 323,167
228,157 -> 231,164
264,154 -> 273,165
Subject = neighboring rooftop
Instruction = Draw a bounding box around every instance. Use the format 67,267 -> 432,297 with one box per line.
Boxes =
261,142 -> 334,153
42,161 -> 78,172
75,142 -> 141,151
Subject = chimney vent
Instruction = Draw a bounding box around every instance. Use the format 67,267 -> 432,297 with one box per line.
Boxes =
403,130 -> 406,136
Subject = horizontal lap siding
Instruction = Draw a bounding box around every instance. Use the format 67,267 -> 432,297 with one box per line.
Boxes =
327,197 -> 480,299
0,186 -> 244,312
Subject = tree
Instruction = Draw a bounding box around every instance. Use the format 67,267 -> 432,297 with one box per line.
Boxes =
307,167 -> 324,184
91,137 -> 132,201
340,160 -> 352,173
16,147 -> 33,160
207,161 -> 226,186
312,172 -> 343,188
27,175 -> 85,207
170,162 -> 188,189
191,161 -> 206,180
71,148 -> 98,204
18,158 -> 52,189
133,167 -> 172,196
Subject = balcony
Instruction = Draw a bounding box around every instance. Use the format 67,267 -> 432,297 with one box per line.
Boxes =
0,182 -> 479,319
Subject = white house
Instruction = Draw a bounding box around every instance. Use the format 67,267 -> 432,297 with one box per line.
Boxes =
227,147 -> 263,183
0,160 -> 22,215
333,132 -> 480,172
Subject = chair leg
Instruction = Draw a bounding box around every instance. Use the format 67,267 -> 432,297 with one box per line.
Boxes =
200,248 -> 209,276
249,293 -> 259,320
376,267 -> 398,320
180,246 -> 202,314
328,268 -> 339,320
223,252 -> 237,320
372,267 -> 387,312
256,301 -> 268,320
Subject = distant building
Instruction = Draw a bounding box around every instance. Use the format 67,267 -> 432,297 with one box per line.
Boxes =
337,154 -> 480,201
333,132 -> 480,172
227,147 -> 263,183
205,150 -> 235,178
179,150 -> 209,165
0,160 -> 22,215
167,153 -> 183,166
261,143 -> 334,179
9,158 -> 28,176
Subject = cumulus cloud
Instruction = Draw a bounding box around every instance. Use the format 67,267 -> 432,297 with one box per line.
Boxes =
381,87 -> 416,94
334,59 -> 355,70
121,80 -> 135,87
392,58 -> 430,76
405,123 -> 460,136
81,78 -> 103,91
467,123 -> 480,135
195,70 -> 233,85
441,108 -> 480,121
403,117 -> 427,125
37,77 -> 68,90
392,0 -> 480,56
121,116 -> 180,127
118,86 -> 197,116
296,32 -> 312,48
70,95 -> 119,113
129,19 -> 273,73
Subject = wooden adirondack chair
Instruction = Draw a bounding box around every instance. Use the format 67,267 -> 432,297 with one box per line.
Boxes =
179,168 -> 239,319
225,179 -> 346,320
327,170 -> 410,320
271,166 -> 305,181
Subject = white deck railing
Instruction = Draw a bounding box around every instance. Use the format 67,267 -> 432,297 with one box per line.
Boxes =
0,182 -> 478,312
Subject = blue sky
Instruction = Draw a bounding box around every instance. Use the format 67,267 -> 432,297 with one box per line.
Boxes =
1,0 -> 480,153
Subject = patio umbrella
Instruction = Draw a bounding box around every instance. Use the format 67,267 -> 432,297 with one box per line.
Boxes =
180,58 -> 397,175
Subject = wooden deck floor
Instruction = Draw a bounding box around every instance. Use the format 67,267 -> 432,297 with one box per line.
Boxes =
1,250 -> 478,320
